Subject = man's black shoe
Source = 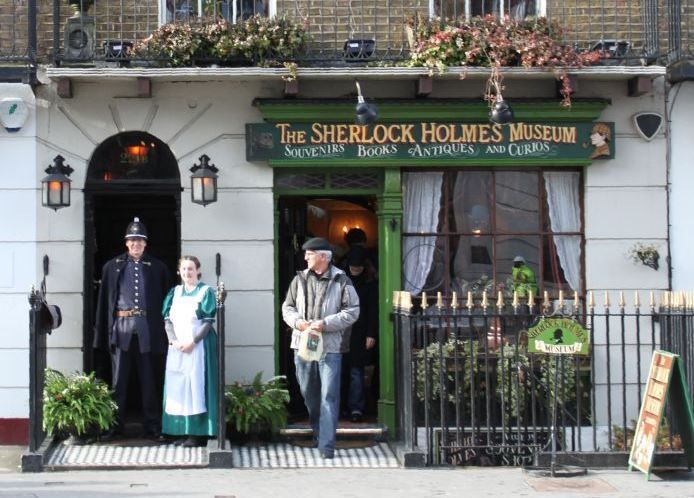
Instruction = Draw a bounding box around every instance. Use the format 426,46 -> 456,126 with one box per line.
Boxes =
180,436 -> 207,447
350,412 -> 363,423
320,450 -> 334,459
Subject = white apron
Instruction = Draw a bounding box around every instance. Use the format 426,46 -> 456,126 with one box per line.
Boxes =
164,285 -> 209,416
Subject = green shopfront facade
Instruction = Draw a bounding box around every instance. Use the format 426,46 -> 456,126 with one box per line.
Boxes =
252,99 -> 610,433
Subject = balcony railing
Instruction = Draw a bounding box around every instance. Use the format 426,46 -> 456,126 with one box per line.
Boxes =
1,0 -> 692,69
0,0 -> 36,80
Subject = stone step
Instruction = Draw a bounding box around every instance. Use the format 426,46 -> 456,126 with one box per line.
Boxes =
280,424 -> 387,440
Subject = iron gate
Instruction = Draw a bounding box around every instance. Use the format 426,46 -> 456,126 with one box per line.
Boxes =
393,290 -> 694,466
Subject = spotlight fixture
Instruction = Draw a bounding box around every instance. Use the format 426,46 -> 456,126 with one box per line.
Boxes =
355,81 -> 378,125
490,96 -> 514,125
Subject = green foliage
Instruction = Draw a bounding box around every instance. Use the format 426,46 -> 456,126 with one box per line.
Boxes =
225,373 -> 290,434
612,418 -> 682,451
404,14 -> 602,107
135,16 -> 309,67
415,338 -> 479,403
42,369 -> 117,437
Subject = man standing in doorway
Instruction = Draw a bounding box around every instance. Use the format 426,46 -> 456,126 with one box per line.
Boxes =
282,237 -> 360,459
93,217 -> 171,439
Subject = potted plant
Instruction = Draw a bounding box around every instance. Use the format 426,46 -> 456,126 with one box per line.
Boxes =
628,242 -> 660,271
43,369 -> 117,445
225,372 -> 289,444
404,14 -> 602,108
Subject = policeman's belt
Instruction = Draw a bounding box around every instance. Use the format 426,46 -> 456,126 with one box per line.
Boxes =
116,309 -> 147,317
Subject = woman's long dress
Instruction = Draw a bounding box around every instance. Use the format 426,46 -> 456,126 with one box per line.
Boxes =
161,282 -> 218,436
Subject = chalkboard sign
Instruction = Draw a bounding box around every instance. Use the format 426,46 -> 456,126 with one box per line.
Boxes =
628,350 -> 694,479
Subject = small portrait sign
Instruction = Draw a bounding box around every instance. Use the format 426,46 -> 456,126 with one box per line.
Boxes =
527,317 -> 590,355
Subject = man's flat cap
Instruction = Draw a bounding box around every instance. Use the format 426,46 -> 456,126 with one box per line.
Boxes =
302,237 -> 332,251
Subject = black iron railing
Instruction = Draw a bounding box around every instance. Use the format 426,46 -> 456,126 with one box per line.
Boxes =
34,0 -> 692,66
393,290 -> 693,467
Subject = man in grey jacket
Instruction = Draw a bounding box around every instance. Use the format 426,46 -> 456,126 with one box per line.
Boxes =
282,237 -> 360,459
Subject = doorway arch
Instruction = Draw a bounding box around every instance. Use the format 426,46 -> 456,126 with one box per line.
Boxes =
83,131 -> 182,380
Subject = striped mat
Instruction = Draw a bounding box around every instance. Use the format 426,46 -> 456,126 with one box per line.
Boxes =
232,442 -> 399,468
46,443 -> 205,469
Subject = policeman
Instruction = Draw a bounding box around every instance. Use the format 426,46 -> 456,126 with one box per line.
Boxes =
93,217 -> 171,439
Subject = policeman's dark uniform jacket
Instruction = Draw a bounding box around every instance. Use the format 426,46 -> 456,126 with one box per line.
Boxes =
93,218 -> 171,436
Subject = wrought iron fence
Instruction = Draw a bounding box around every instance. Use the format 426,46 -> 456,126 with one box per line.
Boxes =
33,0 -> 692,66
393,289 -> 693,467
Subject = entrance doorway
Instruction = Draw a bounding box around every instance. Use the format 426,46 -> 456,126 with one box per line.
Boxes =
83,131 -> 181,424
277,195 -> 379,422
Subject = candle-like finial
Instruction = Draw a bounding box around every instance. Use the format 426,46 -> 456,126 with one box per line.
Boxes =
528,290 -> 534,312
466,291 -> 473,309
436,291 -> 443,309
558,290 -> 564,309
451,291 -> 458,309
421,291 -> 428,310
543,290 -> 550,309
482,290 -> 489,309
573,290 -> 580,310
619,291 -> 625,309
512,290 -> 519,309
588,291 -> 595,309
604,291 -> 610,308
634,291 -> 641,308
497,290 -> 504,308
649,291 -> 655,309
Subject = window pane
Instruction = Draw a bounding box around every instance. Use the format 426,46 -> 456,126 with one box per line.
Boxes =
543,235 -> 582,294
403,235 -> 446,295
166,0 -> 199,22
452,235 -> 494,295
450,171 -> 492,234
495,171 -> 539,233
496,235 -> 540,295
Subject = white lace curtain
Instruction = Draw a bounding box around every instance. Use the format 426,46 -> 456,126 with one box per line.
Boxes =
403,172 -> 443,296
544,171 -> 581,292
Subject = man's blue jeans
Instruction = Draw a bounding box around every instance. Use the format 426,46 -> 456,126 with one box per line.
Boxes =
294,351 -> 342,455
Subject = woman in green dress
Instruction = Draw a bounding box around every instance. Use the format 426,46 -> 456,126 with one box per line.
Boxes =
161,255 -> 218,446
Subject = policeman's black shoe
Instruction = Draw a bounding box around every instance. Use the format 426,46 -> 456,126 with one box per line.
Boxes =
99,428 -> 123,442
350,411 -> 363,423
320,450 -> 334,459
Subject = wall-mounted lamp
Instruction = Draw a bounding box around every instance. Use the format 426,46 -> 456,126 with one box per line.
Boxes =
190,154 -> 218,206
355,81 -> 378,125
487,66 -> 514,125
41,155 -> 73,211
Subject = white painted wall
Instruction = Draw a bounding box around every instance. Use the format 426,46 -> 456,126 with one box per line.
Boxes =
21,74 -> 671,433
669,81 -> 694,290
35,79 -> 282,385
0,83 -> 38,419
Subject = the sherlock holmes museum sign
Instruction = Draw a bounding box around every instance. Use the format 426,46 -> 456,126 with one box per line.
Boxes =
246,121 -> 614,163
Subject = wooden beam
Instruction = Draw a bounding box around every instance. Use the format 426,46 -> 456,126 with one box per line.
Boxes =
136,77 -> 152,98
628,76 -> 652,97
416,76 -> 432,97
284,79 -> 299,97
56,78 -> 72,99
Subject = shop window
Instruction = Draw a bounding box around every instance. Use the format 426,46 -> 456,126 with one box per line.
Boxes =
433,0 -> 541,20
402,170 -> 582,298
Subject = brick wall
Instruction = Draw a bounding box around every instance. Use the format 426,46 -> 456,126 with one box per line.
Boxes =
0,0 -> 690,63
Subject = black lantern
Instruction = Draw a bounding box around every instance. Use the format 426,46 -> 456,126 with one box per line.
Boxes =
41,155 -> 73,211
490,96 -> 514,125
190,154 -> 218,206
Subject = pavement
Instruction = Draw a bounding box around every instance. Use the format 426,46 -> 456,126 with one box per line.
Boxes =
2,445 -> 694,497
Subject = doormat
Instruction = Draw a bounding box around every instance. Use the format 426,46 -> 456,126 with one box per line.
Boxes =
45,442 -> 206,470
231,442 -> 399,468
